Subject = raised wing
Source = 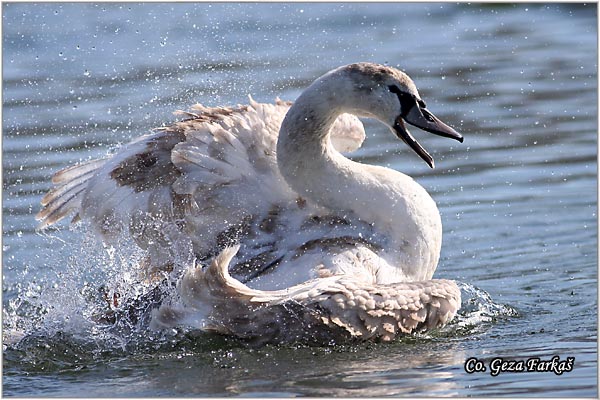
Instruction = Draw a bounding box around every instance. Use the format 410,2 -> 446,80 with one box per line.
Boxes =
36,98 -> 366,272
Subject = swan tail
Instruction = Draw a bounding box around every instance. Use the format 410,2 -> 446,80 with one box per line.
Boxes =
151,246 -> 461,344
316,279 -> 461,341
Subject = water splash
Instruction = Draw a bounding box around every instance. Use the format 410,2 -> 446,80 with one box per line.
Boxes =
3,225 -> 174,351
448,281 -> 519,336
3,224 -> 516,373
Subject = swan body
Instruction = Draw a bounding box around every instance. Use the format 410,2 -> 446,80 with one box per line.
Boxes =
37,63 -> 464,344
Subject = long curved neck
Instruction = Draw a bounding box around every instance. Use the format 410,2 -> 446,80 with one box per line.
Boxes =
276,80 -> 443,282
277,87 -> 345,206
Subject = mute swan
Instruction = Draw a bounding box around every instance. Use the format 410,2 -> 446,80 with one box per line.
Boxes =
37,63 -> 464,345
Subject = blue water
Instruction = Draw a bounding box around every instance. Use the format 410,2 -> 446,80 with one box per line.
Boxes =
3,3 -> 597,397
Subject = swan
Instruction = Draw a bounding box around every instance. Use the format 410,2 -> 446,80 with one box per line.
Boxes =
37,62 -> 464,345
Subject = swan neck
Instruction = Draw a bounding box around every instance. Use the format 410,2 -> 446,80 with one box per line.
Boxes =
276,83 -> 441,282
276,87 -> 347,201
281,91 -> 340,152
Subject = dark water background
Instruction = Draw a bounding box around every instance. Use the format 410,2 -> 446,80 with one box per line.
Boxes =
2,3 -> 597,397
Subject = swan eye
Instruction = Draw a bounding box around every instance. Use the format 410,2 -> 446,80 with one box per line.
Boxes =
388,85 -> 402,95
388,85 -> 418,116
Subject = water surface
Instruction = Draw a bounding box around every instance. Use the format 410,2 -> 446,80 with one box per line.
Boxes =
2,3 -> 597,397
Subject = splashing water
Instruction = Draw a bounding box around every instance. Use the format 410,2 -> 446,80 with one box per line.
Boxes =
4,225 -> 171,350
451,282 -> 519,336
3,221 -> 516,367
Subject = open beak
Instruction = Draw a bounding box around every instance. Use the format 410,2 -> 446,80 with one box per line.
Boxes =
392,105 -> 463,168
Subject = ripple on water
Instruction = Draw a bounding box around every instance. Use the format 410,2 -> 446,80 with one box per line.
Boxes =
3,235 -> 517,378
2,2 -> 597,397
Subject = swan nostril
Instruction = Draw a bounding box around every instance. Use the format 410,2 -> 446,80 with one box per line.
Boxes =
422,108 -> 435,122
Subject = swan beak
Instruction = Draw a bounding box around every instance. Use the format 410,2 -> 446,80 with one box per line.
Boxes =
393,107 -> 463,169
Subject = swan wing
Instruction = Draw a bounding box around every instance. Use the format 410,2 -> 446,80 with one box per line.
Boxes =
36,99 -> 365,271
36,129 -> 185,234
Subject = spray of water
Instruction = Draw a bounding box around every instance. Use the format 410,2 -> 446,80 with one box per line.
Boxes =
3,222 -> 516,368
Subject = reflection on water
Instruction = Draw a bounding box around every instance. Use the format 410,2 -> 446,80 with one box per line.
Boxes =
4,325 -> 471,397
2,2 -> 597,397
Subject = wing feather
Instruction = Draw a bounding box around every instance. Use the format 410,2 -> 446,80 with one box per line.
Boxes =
37,99 -> 366,272
37,158 -> 108,229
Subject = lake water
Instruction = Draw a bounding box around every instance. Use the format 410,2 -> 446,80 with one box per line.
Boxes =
2,3 -> 597,397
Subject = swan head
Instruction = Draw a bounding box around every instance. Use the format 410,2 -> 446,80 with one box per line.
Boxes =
322,62 -> 464,168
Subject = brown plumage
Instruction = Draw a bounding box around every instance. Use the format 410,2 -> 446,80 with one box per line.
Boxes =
37,63 -> 464,345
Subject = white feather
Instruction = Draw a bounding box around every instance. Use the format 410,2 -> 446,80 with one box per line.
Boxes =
38,63 -> 463,344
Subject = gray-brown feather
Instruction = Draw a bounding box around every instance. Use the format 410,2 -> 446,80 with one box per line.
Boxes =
152,246 -> 461,345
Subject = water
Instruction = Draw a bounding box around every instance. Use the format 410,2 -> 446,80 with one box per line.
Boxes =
2,3 -> 597,397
